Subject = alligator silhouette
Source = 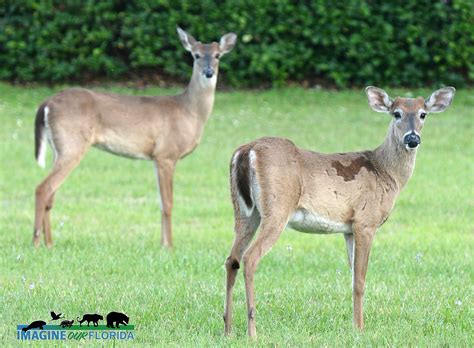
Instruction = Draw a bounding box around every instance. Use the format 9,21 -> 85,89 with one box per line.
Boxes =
22,320 -> 46,331
106,312 -> 129,328
77,314 -> 103,327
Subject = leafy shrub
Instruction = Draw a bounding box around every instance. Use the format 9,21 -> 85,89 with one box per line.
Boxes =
0,0 -> 472,87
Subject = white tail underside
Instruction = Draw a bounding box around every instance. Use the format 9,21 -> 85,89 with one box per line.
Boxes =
36,106 -> 49,168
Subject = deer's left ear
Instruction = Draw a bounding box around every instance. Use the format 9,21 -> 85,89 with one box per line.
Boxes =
425,87 -> 455,113
219,33 -> 237,55
177,27 -> 197,52
366,86 -> 393,113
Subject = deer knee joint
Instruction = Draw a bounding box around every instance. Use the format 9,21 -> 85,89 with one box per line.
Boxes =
161,203 -> 172,216
45,201 -> 53,211
225,257 -> 240,270
353,282 -> 365,297
248,307 -> 255,320
35,185 -> 45,197
243,253 -> 257,274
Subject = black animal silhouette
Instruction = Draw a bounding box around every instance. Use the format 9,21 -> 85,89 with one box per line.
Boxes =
50,311 -> 63,321
77,314 -> 103,327
106,312 -> 129,328
22,320 -> 46,331
60,319 -> 74,328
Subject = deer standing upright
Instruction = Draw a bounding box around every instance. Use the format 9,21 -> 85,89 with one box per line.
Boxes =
33,28 -> 237,248
223,87 -> 455,337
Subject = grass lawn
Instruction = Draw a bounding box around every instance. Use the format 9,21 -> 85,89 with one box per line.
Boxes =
0,83 -> 472,346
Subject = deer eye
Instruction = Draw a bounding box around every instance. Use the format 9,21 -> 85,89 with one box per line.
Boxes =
420,112 -> 426,119
194,54 -> 201,59
214,53 -> 220,59
393,111 -> 402,120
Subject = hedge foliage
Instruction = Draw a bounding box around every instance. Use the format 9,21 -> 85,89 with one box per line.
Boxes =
0,0 -> 472,87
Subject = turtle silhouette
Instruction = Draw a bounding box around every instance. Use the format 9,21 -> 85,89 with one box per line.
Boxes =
22,320 -> 46,332
60,319 -> 74,328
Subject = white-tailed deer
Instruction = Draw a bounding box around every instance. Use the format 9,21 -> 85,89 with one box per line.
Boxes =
33,28 -> 237,248
224,86 -> 455,337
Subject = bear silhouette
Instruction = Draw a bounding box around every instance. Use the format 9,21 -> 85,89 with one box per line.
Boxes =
106,312 -> 129,328
77,314 -> 103,327
22,320 -> 46,331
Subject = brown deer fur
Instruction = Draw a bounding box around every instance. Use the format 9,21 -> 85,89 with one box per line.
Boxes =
224,86 -> 455,337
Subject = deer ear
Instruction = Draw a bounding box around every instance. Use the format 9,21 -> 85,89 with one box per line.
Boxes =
366,86 -> 393,113
425,87 -> 455,113
219,33 -> 237,55
177,27 -> 196,52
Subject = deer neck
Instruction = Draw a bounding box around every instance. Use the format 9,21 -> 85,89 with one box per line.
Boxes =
180,66 -> 217,124
373,122 -> 418,190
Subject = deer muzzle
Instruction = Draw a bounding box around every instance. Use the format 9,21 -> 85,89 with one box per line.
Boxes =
203,67 -> 214,78
403,132 -> 421,149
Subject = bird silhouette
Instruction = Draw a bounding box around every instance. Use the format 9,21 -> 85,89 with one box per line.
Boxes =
50,311 -> 63,321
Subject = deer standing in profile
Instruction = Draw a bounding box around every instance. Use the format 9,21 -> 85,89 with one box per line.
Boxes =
33,28 -> 237,248
223,87 -> 455,337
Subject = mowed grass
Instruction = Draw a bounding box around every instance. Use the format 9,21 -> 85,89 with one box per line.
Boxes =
0,83 -> 472,346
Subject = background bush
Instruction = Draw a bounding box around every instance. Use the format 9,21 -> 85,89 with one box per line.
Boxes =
0,0 -> 472,88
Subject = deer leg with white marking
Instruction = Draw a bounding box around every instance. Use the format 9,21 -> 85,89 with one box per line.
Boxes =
155,159 -> 176,248
224,209 -> 260,335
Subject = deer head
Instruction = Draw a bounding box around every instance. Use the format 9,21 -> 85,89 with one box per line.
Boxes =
366,86 -> 455,150
177,27 -> 237,84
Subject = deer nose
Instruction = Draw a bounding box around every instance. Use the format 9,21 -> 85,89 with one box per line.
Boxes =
403,132 -> 421,148
203,67 -> 214,78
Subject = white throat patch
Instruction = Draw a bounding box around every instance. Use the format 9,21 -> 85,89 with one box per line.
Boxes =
200,74 -> 217,88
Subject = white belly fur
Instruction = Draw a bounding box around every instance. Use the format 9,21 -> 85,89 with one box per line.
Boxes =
287,209 -> 352,234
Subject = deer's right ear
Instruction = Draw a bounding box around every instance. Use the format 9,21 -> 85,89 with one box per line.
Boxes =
366,86 -> 393,113
177,27 -> 196,52
219,33 -> 237,55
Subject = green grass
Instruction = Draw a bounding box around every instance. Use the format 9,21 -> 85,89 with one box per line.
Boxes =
0,83 -> 472,346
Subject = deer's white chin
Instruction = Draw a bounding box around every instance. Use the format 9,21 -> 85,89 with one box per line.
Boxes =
405,144 -> 419,151
200,74 -> 217,88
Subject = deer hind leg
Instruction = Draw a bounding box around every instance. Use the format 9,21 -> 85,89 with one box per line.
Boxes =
352,225 -> 375,330
42,193 -> 56,248
224,209 -> 260,335
34,149 -> 88,248
242,215 -> 289,338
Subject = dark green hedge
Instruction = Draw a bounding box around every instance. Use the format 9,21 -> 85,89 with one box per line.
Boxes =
0,0 -> 472,87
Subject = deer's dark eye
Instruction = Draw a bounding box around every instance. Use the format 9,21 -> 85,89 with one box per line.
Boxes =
194,54 -> 201,59
420,112 -> 426,119
214,53 -> 220,59
393,111 -> 402,120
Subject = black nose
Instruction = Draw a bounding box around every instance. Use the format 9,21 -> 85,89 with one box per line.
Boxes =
204,68 -> 214,78
404,132 -> 421,148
